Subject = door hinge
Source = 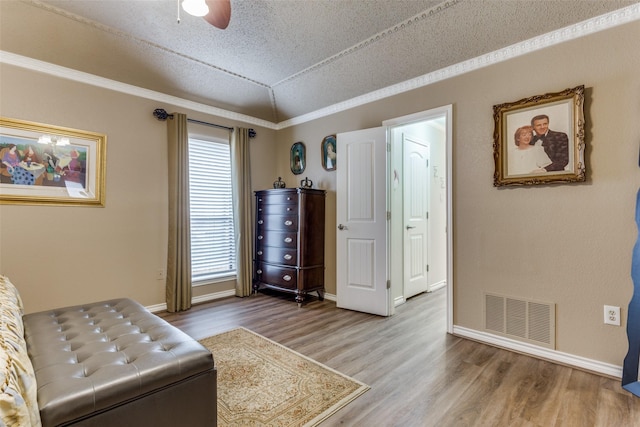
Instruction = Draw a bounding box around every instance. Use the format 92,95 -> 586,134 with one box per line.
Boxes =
426,159 -> 429,167
386,142 -> 391,152
426,211 -> 429,220
387,211 -> 391,220
386,280 -> 391,289
426,264 -> 429,272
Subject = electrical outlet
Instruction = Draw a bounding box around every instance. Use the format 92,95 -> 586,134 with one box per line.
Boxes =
156,269 -> 166,281
604,305 -> 621,326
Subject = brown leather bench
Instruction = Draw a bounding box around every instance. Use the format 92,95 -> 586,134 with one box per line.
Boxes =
23,298 -> 216,426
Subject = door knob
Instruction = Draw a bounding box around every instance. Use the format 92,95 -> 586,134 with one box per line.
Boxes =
406,225 -> 416,230
338,224 -> 347,230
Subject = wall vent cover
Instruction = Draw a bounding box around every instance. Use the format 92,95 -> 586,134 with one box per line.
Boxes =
484,292 -> 556,349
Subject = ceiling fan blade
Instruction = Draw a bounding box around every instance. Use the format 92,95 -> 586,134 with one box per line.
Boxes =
204,0 -> 231,29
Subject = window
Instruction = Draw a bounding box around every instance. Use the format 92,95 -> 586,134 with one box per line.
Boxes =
188,137 -> 235,284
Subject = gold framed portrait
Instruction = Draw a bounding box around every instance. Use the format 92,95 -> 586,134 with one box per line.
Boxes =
493,85 -> 585,187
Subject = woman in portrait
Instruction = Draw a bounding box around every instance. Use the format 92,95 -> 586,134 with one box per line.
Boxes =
325,141 -> 336,170
507,125 -> 552,176
291,143 -> 305,174
1,144 -> 20,175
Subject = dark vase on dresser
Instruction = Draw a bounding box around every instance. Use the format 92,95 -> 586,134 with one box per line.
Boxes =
253,188 -> 326,306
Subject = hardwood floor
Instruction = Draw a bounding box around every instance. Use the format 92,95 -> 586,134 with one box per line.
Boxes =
158,288 -> 640,426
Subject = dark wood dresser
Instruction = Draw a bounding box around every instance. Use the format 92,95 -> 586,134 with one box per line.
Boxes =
253,188 -> 326,306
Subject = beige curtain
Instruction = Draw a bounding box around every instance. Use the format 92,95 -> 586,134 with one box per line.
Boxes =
166,113 -> 192,312
231,127 -> 253,297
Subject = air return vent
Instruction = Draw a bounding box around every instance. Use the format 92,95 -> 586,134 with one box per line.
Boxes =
484,292 -> 556,349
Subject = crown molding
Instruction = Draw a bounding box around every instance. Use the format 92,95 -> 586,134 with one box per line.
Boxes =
2,3 -> 638,131
277,2 -> 640,129
0,51 -> 279,130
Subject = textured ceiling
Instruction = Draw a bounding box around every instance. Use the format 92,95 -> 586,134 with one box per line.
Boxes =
0,0 -> 638,124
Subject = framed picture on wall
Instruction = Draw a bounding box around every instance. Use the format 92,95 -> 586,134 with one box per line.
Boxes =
492,85 -> 585,187
321,134 -> 336,171
290,141 -> 306,175
0,117 -> 106,206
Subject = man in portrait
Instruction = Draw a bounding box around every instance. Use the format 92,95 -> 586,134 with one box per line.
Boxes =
529,114 -> 569,172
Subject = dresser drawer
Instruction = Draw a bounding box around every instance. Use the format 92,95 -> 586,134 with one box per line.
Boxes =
257,203 -> 297,215
256,192 -> 298,205
257,215 -> 298,232
254,263 -> 297,290
255,246 -> 297,266
256,231 -> 297,248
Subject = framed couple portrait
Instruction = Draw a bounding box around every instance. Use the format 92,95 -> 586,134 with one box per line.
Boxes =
492,85 -> 586,187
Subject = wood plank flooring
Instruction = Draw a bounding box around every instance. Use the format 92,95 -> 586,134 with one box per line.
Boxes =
157,288 -> 640,426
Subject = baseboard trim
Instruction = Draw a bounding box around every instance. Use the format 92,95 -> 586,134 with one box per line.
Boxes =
453,325 -> 623,379
145,302 -> 167,313
146,289 -> 237,313
323,292 -> 336,302
193,289 -> 237,305
428,280 -> 447,292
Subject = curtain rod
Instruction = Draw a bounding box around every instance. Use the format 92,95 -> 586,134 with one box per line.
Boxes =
152,108 -> 256,138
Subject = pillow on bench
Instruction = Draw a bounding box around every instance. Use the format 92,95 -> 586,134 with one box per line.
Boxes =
0,275 -> 41,427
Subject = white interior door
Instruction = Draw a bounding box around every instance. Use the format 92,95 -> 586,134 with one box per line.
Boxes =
403,134 -> 429,299
336,127 -> 390,316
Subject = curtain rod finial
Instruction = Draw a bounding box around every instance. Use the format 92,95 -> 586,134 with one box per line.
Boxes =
248,128 -> 256,138
153,108 -> 170,121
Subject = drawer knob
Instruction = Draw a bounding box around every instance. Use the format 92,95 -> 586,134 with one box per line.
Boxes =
284,254 -> 292,260
256,269 -> 262,274
258,235 -> 263,240
258,219 -> 264,225
283,275 -> 292,281
287,197 -> 292,200
284,220 -> 293,226
257,250 -> 263,255
287,207 -> 293,211
258,198 -> 262,202
284,237 -> 293,243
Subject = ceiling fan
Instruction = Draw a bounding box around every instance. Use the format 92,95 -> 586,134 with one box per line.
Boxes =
181,0 -> 231,29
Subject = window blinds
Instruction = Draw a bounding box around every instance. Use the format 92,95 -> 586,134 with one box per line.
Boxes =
188,138 -> 236,282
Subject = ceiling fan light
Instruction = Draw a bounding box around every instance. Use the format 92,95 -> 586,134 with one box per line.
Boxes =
182,0 -> 209,17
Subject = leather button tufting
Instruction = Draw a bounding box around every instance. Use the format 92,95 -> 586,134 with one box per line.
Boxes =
22,297 -> 216,426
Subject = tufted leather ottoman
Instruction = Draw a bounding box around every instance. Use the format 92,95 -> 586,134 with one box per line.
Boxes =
23,298 -> 216,427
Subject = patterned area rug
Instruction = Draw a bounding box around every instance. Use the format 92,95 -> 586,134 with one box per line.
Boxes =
199,327 -> 369,426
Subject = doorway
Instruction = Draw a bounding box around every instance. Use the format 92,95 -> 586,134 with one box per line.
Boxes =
387,116 -> 447,303
336,105 -> 453,332
384,105 -> 453,331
